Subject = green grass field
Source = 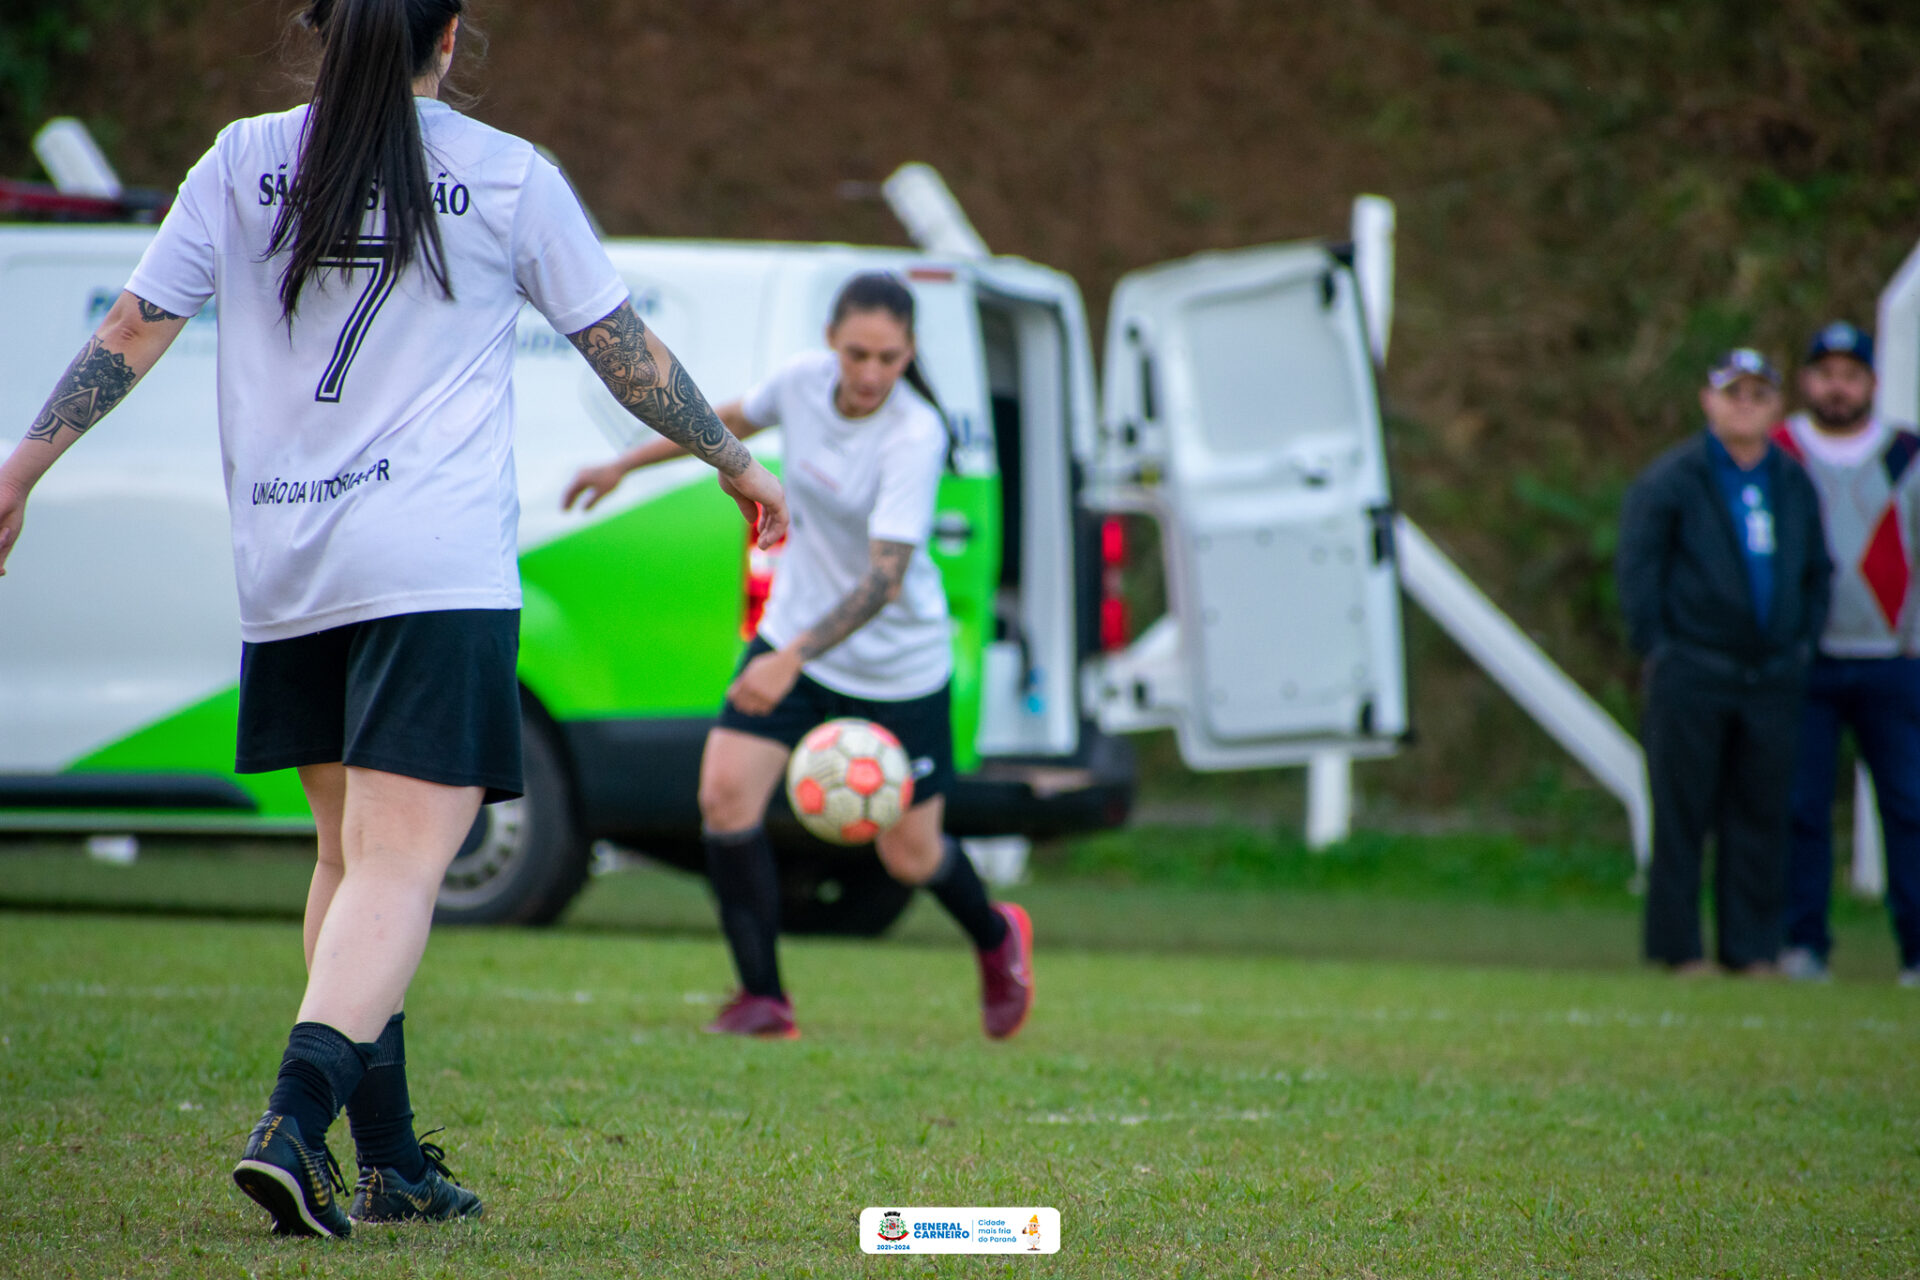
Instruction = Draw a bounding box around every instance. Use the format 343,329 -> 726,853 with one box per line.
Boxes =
3,834 -> 1918,1277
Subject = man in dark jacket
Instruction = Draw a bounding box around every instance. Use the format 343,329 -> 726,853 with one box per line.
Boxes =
1617,348 -> 1832,973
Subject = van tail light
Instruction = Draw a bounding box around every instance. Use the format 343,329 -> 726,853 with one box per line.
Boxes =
741,521 -> 786,641
1099,516 -> 1128,652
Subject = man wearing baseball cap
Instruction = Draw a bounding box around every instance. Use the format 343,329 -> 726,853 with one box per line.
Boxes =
1772,322 -> 1920,985
1617,349 -> 1831,974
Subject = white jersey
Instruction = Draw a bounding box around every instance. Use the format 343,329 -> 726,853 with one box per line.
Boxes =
126,99 -> 627,642
746,351 -> 952,699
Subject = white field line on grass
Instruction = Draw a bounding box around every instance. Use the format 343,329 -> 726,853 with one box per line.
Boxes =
1133,1000 -> 1920,1038
1027,1108 -> 1279,1126
23,981 -> 265,1001
496,987 -> 598,1005
646,1105 -> 1278,1129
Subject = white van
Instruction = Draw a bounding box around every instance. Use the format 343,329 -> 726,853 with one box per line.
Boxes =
0,203 -> 1408,930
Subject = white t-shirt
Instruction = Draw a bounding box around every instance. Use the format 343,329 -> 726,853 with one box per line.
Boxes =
126,99 -> 628,642
745,351 -> 952,699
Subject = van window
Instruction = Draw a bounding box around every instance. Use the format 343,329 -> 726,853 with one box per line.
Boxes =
1183,276 -> 1360,457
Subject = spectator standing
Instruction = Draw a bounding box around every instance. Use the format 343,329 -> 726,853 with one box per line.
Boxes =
1771,322 -> 1920,986
1617,350 -> 1831,974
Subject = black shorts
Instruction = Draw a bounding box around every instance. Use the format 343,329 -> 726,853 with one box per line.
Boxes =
716,635 -> 954,804
236,608 -> 523,804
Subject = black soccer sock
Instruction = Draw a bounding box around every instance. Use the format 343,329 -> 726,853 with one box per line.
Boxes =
346,1013 -> 426,1181
705,826 -> 785,999
266,1021 -> 370,1150
925,837 -> 1009,952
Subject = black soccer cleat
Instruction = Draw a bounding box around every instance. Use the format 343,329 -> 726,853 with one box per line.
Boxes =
231,1111 -> 351,1239
349,1132 -> 483,1224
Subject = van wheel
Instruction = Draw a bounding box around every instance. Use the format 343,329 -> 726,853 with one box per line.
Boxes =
434,711 -> 588,925
778,850 -> 914,937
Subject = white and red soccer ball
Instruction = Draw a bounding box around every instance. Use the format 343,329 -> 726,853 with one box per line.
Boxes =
785,717 -> 913,845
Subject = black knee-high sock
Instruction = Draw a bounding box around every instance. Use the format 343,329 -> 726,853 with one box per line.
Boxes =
266,1021 -> 369,1150
925,837 -> 1009,951
346,1013 -> 426,1180
705,826 -> 785,998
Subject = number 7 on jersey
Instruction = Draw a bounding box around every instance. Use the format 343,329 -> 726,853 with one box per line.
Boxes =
314,238 -> 399,403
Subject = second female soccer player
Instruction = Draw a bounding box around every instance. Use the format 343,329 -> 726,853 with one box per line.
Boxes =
565,272 -> 1034,1041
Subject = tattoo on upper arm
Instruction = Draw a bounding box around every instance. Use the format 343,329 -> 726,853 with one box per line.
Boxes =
569,301 -> 749,474
133,295 -> 185,324
797,541 -> 914,660
25,338 -> 139,443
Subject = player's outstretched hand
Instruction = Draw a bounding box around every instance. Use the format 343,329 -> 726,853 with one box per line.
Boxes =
561,462 -> 625,512
0,478 -> 25,578
721,460 -> 789,550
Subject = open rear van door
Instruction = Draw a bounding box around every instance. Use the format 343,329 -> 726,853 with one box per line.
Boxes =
1084,243 -> 1408,769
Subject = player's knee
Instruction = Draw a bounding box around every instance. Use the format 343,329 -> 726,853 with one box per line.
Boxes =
699,776 -> 759,832
877,831 -> 941,885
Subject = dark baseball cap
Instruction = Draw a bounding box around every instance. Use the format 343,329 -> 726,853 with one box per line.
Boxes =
1805,320 -> 1874,369
1707,348 -> 1781,389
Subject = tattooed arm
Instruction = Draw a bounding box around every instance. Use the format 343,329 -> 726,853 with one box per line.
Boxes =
0,291 -> 189,577
26,292 -> 186,443
566,299 -> 786,546
725,539 -> 916,716
794,540 -> 915,660
568,300 -> 749,470
561,399 -> 764,512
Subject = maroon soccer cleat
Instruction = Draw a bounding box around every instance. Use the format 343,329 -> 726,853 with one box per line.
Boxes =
703,991 -> 800,1039
977,903 -> 1034,1039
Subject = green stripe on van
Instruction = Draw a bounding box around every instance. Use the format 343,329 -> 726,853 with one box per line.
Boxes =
67,686 -> 311,821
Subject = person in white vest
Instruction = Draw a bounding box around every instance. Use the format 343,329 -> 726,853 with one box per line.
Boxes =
1772,322 -> 1920,986
0,0 -> 785,1238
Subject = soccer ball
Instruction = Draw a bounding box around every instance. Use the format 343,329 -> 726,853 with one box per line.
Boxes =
785,717 -> 914,846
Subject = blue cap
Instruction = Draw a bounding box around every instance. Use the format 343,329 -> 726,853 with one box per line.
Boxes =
1805,321 -> 1873,370
1707,347 -> 1780,390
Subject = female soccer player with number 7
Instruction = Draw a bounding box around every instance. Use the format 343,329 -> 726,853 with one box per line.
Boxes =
0,0 -> 784,1241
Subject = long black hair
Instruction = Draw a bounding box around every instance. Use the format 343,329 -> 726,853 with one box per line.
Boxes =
829,271 -> 957,469
269,0 -> 465,320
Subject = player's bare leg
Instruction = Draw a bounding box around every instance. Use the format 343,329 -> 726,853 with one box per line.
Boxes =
297,769 -> 480,1038
297,763 -> 348,970
697,727 -> 789,832
237,768 -> 481,1236
291,762 -> 464,1222
875,795 -> 945,883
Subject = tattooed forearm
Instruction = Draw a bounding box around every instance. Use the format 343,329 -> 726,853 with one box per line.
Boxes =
133,295 -> 185,324
797,541 -> 914,660
26,338 -> 139,443
569,301 -> 750,474
570,300 -> 658,391
649,359 -> 749,472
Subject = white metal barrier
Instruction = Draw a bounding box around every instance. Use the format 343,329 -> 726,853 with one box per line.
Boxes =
1852,764 -> 1887,898
1304,752 -> 1354,850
